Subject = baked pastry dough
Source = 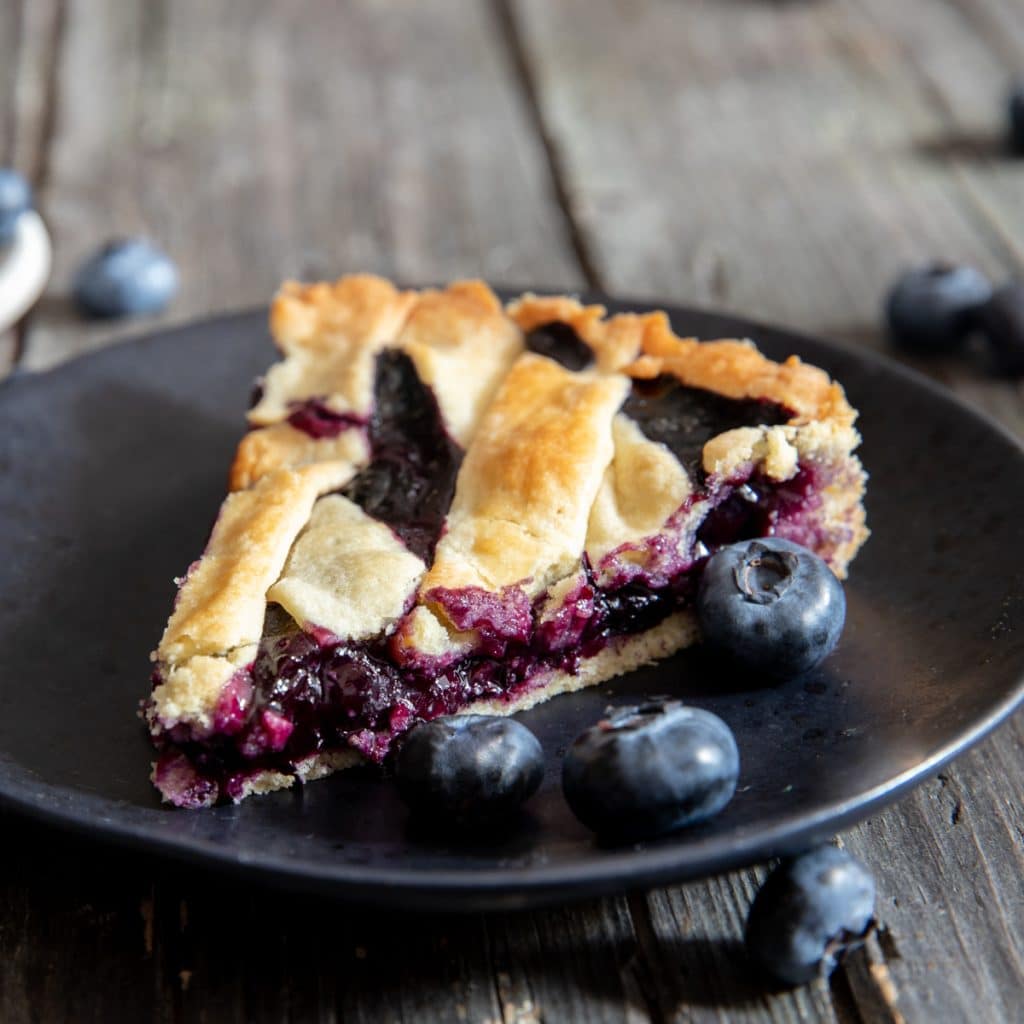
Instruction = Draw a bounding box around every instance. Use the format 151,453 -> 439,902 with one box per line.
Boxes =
147,275 -> 868,806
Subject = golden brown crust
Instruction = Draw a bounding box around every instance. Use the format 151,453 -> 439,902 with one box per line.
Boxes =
249,275 -> 417,426
421,353 -> 628,602
148,646 -> 256,734
156,462 -> 353,665
397,280 -> 523,445
268,274 -> 417,356
585,414 -> 694,564
229,423 -> 370,491
240,279 -> 523,480
630,314 -> 856,427
507,293 -> 652,373
267,494 -> 425,640
149,275 -> 870,803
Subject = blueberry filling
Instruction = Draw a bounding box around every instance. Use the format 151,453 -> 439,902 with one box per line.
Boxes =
341,350 -> 463,564
152,350 -> 848,807
624,376 -> 791,481
286,399 -> 366,438
696,467 -> 822,550
525,321 -> 595,371
152,458 -> 852,807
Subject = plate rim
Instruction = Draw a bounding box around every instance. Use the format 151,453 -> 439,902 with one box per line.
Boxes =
2,297 -> 1023,911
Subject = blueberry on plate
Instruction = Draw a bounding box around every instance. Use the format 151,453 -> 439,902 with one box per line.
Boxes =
976,281 -> 1024,377
885,264 -> 992,354
395,715 -> 544,827
1009,79 -> 1024,154
0,169 -> 33,247
72,238 -> 179,318
745,846 -> 876,986
562,701 -> 739,842
697,537 -> 845,682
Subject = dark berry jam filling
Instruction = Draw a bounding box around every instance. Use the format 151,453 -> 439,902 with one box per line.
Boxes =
341,350 -> 463,564
152,342 -> 847,807
286,399 -> 366,439
624,376 -> 791,481
426,585 -> 534,656
152,459 -> 852,808
525,321 -> 595,371
696,467 -> 825,552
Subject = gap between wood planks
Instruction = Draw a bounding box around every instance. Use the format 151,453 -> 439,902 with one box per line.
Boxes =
2,2 -> 1016,1020
462,4 -> 937,1020
491,0 -> 605,293
857,0 -> 1024,273
485,4 -> 1015,1021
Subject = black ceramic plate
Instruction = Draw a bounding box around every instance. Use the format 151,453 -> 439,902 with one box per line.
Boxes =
1,298 -> 1022,912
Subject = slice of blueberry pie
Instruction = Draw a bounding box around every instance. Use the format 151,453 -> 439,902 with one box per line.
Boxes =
146,275 -> 868,807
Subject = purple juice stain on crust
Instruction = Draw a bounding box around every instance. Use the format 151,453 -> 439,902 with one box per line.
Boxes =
238,708 -> 294,757
697,467 -> 825,552
427,585 -> 534,655
286,399 -> 367,439
152,459 -> 850,807
535,575 -> 597,653
153,752 -> 219,809
624,376 -> 791,481
212,672 -> 254,735
341,350 -> 463,564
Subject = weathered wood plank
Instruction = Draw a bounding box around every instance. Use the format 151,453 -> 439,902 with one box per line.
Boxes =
847,0 -> 1024,439
511,0 -> 1016,329
0,0 -> 61,375
0,814 -> 518,1024
485,900 -> 651,1024
841,713 -> 1024,1023
0,0 -> 61,179
512,1 -> 1024,1019
0,1 -> 20,163
20,0 -> 583,372
0,3 -> 637,1023
632,876 -> 849,1024
3,1 -> 1024,1022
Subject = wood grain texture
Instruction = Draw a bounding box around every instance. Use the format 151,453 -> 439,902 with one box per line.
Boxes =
0,0 -> 62,375
2,0 -> 1024,1021
19,0 -> 583,372
512,0 -> 1024,1019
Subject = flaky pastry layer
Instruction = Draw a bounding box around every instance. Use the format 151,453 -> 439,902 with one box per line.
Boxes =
150,275 -> 867,745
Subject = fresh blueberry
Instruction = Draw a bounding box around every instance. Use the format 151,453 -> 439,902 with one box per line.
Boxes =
0,168 -> 33,246
976,281 -> 1024,377
745,846 -> 876,986
562,701 -> 739,841
885,264 -> 992,354
1009,80 -> 1024,154
395,715 -> 544,826
697,537 -> 845,682
72,238 -> 178,318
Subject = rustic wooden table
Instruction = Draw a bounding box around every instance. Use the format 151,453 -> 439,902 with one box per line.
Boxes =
3,2 -> 1023,1020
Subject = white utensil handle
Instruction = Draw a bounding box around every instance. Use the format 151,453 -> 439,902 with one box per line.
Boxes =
0,211 -> 52,334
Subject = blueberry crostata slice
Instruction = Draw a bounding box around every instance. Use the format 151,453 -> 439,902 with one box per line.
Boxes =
146,275 -> 868,807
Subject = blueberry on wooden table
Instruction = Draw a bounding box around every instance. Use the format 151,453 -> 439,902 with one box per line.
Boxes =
976,281 -> 1024,378
697,537 -> 845,683
72,238 -> 179,318
0,168 -> 33,247
885,264 -> 992,354
562,701 -> 739,842
745,846 -> 876,986
395,715 -> 544,827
